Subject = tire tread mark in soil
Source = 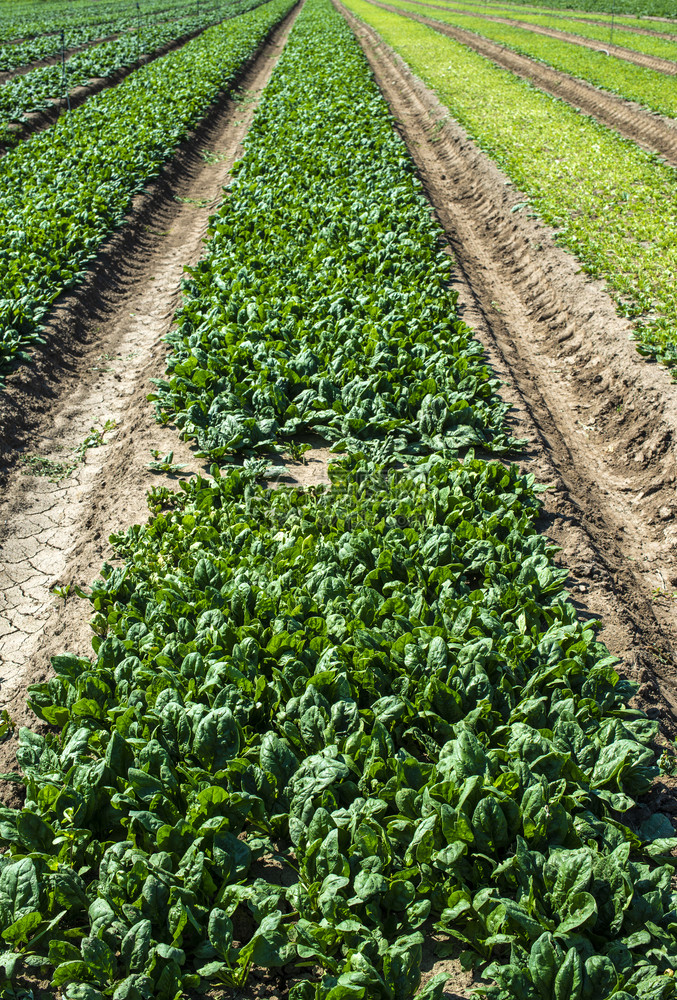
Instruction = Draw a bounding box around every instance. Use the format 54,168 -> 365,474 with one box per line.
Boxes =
0,3 -> 305,762
337,0 -> 677,733
363,0 -> 677,167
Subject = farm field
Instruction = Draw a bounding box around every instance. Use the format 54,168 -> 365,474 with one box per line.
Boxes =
414,1 -> 677,59
1,0 -> 677,997
0,0 -> 211,69
410,0 -> 677,32
342,0 -> 677,364
388,0 -> 677,112
0,0 -> 272,144
367,0 -> 677,169
486,0 -> 677,16
380,1 -> 677,75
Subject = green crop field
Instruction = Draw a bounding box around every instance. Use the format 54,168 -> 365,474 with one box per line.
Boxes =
0,0 -> 675,997
412,0 -> 677,59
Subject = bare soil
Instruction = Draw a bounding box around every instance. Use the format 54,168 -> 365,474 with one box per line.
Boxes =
366,0 -> 677,166
0,3 -> 304,788
400,0 -> 677,73
338,0 -> 677,737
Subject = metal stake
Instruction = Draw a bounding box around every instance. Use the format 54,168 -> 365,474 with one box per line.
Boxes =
610,0 -> 616,47
61,29 -> 71,112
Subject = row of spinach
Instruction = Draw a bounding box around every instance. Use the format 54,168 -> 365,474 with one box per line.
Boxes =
150,0 -> 513,460
0,0 -> 269,144
1,0 -> 676,997
0,0 -> 195,72
0,0 -> 215,64
0,0 -> 294,377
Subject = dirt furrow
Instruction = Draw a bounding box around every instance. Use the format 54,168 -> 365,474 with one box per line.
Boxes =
364,0 -> 677,166
339,1 -> 677,737
0,3 -> 307,772
399,0 -> 677,72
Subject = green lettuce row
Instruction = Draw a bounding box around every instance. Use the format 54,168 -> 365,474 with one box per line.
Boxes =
386,0 -> 677,120
0,454 -> 673,998
422,1 -> 677,60
495,0 -> 677,16
0,0 -> 269,142
0,0 -> 296,376
150,0 -> 513,458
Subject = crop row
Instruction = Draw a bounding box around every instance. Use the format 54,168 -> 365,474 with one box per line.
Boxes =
150,0 -> 513,459
426,0 -> 677,61
1,0 -> 674,997
351,0 -> 677,367
387,0 -> 677,120
0,0 -> 208,48
0,0 -> 268,144
0,0 -> 295,377
424,0 -> 677,33
0,0 -> 234,72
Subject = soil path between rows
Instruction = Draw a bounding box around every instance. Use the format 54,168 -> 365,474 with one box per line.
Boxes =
339,1 -> 677,744
420,0 -> 677,39
364,0 -> 677,165
398,0 -> 677,72
0,2 -> 319,779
